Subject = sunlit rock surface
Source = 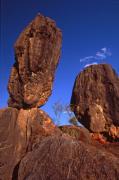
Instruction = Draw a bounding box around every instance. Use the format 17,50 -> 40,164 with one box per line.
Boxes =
0,107 -> 60,180
18,135 -> 119,180
0,108 -> 119,180
8,14 -> 62,109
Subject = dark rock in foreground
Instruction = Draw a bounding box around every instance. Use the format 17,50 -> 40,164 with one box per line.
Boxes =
70,64 -> 119,141
0,108 -> 119,180
18,135 -> 119,180
0,108 -> 60,180
8,14 -> 62,109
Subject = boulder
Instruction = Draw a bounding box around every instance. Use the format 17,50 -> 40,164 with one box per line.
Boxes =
8,14 -> 62,109
70,64 -> 119,141
18,135 -> 119,180
0,108 -> 119,180
0,107 -> 60,180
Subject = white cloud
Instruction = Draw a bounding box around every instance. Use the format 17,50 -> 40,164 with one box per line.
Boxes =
96,47 -> 112,59
96,52 -> 106,59
80,47 -> 112,66
80,56 -> 94,62
101,47 -> 107,53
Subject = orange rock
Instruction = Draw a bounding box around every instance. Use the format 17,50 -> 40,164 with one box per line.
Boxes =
8,14 -> 62,109
91,133 -> 107,144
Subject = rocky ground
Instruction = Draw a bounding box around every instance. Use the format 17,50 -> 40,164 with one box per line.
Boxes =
0,14 -> 119,180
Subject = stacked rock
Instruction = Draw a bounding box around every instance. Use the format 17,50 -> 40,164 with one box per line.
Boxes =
8,14 -> 62,109
0,14 -> 119,180
0,14 -> 62,180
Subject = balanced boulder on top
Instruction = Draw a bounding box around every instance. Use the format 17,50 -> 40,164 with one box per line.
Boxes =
8,14 -> 62,109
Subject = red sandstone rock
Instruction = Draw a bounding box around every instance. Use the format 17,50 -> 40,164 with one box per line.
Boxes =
0,108 -> 119,180
70,64 -> 119,141
0,108 -> 60,180
18,135 -> 119,180
8,14 -> 62,109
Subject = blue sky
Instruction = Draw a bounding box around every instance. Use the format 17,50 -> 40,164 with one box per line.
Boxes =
1,0 -> 119,124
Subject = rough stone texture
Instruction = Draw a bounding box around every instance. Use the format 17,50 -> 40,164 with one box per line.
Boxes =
8,14 -> 62,109
18,135 -> 119,180
0,108 -> 60,180
0,108 -> 19,180
59,125 -> 91,143
70,64 -> 119,140
0,108 -> 119,180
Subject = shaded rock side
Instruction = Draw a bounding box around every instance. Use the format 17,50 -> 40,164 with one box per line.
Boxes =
18,135 -> 119,180
0,107 -> 60,180
8,14 -> 62,109
70,64 -> 119,140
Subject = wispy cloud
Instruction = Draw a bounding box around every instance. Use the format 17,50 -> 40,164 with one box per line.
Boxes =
95,52 -> 106,60
96,47 -> 112,60
80,47 -> 112,67
80,56 -> 94,62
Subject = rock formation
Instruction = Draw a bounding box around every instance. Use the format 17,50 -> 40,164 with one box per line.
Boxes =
0,14 -> 119,180
0,108 -> 119,180
8,14 -> 62,109
0,107 -> 60,180
18,135 -> 119,180
71,64 -> 119,141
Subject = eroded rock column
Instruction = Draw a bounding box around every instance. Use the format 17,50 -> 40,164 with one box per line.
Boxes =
8,14 -> 62,109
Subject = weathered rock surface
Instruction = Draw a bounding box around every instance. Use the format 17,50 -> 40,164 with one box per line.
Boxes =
59,125 -> 91,143
0,107 -> 60,180
8,14 -> 62,109
70,64 -> 119,141
0,108 -> 119,180
18,135 -> 119,180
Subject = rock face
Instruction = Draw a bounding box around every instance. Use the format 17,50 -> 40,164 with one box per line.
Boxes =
71,64 -> 119,140
0,108 -> 119,180
8,14 -> 62,109
0,107 -> 60,180
18,135 -> 119,180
